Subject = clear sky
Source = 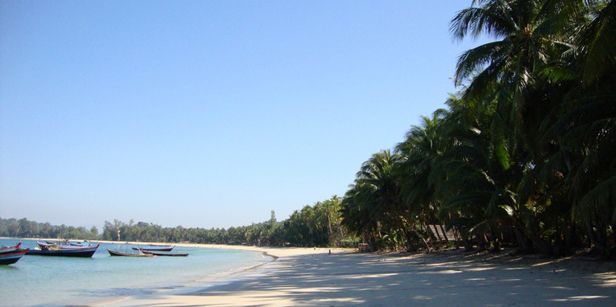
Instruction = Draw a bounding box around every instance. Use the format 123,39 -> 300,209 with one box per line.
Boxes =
0,0 -> 481,229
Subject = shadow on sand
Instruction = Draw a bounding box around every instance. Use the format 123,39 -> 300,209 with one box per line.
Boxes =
127,251 -> 616,306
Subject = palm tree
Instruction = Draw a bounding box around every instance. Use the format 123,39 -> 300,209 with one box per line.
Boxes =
577,0 -> 616,84
525,0 -> 616,255
449,0 -> 613,255
451,0 -> 575,97
338,0 -> 616,256
450,0 -> 582,174
395,111 -> 449,250
341,150 -> 405,250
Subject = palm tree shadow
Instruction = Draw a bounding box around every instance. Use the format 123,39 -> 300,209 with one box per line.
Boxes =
134,251 -> 616,306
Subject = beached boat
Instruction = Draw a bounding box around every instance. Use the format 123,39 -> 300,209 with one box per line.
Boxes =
107,249 -> 154,257
132,245 -> 174,252
0,242 -> 29,265
27,243 -> 99,257
139,249 -> 188,257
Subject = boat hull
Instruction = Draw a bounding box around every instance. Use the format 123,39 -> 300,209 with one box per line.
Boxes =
38,241 -> 93,249
27,244 -> 99,257
0,250 -> 28,265
132,246 -> 174,252
140,250 -> 188,257
107,249 -> 153,257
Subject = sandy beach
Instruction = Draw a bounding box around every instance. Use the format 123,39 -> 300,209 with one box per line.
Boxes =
100,243 -> 616,306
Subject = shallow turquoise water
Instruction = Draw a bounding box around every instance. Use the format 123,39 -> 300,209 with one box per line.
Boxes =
0,239 -> 268,306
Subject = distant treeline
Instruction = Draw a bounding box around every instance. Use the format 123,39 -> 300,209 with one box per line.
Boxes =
1,196 -> 357,247
0,217 -> 99,240
101,196 -> 355,247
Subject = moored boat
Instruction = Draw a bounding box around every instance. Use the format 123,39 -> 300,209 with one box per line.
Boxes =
139,249 -> 188,257
27,243 -> 99,257
37,240 -> 94,249
132,245 -> 174,252
0,250 -> 29,265
0,242 -> 29,265
0,242 -> 23,253
107,249 -> 154,257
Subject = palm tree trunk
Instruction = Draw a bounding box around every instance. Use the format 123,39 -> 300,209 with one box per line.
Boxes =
512,218 -> 532,253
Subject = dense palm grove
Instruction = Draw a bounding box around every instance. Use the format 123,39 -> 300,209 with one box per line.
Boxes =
340,0 -> 616,257
2,1 -> 614,257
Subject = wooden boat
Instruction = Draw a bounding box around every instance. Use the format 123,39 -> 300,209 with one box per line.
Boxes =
107,249 -> 154,257
38,240 -> 98,249
0,249 -> 29,265
37,241 -> 57,249
139,249 -> 188,257
27,243 -> 99,257
132,245 -> 174,252
0,242 -> 23,253
37,240 -> 91,249
0,242 -> 29,265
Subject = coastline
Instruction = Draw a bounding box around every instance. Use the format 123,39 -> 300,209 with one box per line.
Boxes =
8,238 -> 616,306
97,240 -> 351,258
13,237 -> 351,258
88,242 -> 352,306
87,247 -> 283,307
111,248 -> 615,307
9,238 -> 353,306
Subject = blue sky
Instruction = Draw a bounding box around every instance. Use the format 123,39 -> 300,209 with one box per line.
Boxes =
0,0 -> 481,229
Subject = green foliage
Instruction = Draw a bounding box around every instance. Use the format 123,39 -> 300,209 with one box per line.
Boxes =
0,217 -> 99,240
341,0 -> 616,257
2,197 -> 352,248
98,197 -> 349,247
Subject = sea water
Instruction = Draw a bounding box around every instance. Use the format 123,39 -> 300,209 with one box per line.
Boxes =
0,239 -> 269,306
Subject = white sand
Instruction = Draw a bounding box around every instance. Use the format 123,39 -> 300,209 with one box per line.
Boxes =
105,243 -> 616,306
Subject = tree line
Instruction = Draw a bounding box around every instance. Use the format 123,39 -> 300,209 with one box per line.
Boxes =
1,196 -> 356,247
340,0 -> 616,257
100,196 -> 354,246
0,217 -> 99,240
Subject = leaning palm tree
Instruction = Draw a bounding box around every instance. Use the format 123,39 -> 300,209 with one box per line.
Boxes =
451,0 -> 575,98
448,0 -> 604,254
450,0 -> 583,172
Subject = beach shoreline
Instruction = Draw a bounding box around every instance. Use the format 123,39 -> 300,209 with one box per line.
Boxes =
87,249 -> 281,307
7,238 -> 616,306
111,248 -> 616,306
12,237 -> 353,258
86,242 -> 352,306
8,238 -> 354,306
